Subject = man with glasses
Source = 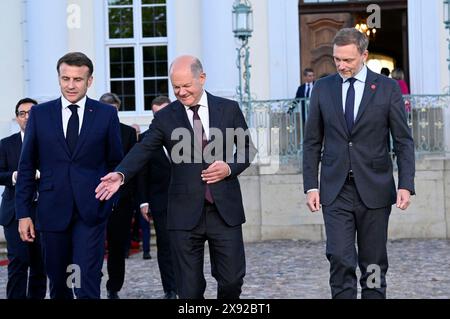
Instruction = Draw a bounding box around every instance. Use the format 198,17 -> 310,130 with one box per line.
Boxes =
0,98 -> 47,299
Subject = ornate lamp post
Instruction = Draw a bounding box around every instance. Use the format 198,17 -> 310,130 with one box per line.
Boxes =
232,0 -> 253,119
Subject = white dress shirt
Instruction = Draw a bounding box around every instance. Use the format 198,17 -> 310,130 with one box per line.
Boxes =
61,95 -> 86,137
305,82 -> 314,98
183,91 -> 210,139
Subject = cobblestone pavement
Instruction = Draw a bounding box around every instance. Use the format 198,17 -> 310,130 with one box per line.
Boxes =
0,239 -> 449,299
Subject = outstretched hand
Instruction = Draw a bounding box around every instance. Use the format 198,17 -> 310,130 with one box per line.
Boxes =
95,172 -> 123,201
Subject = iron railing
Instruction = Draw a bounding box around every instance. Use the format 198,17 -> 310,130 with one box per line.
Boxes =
248,95 -> 450,165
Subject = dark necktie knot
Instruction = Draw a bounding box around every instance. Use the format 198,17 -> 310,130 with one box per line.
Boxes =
68,104 -> 79,114
189,105 -> 200,114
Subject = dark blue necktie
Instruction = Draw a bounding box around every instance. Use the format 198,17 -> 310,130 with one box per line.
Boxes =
66,104 -> 79,154
305,83 -> 311,98
344,78 -> 356,134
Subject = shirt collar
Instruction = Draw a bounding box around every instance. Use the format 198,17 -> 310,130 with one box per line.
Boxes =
340,64 -> 367,83
61,95 -> 87,110
183,90 -> 208,111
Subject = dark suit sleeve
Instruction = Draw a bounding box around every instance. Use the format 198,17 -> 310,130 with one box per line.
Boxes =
115,116 -> 164,184
389,83 -> 415,194
136,161 -> 151,205
295,85 -> 303,99
302,82 -> 324,193
0,140 -> 13,187
15,108 -> 39,219
228,101 -> 257,178
123,126 -> 138,195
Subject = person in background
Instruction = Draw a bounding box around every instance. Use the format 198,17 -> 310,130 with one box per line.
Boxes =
99,92 -> 137,299
0,98 -> 47,299
391,68 -> 409,95
138,95 -> 177,299
391,68 -> 411,112
294,68 -> 315,127
380,67 -> 390,77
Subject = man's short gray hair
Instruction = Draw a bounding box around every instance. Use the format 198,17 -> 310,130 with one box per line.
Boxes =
332,28 -> 369,54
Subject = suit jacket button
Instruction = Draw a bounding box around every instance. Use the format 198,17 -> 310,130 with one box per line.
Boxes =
349,142 -> 353,147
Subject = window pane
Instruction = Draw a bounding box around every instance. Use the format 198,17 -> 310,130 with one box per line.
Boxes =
108,0 -> 132,5
111,80 -> 136,111
142,6 -> 167,37
143,46 -> 167,77
144,79 -> 169,110
109,8 -> 133,38
110,47 -> 135,78
142,0 -> 166,4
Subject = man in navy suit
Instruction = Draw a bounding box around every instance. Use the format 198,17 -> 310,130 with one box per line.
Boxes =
138,95 -> 177,299
295,68 -> 315,101
96,55 -> 256,299
294,68 -> 315,128
0,98 -> 47,299
303,28 -> 415,299
15,52 -> 123,299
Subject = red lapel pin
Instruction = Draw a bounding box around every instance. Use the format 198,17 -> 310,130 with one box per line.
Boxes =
371,84 -> 376,90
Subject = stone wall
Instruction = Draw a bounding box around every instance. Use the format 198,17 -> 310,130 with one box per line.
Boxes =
241,158 -> 450,242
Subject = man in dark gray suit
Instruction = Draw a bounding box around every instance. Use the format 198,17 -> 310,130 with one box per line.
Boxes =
303,28 -> 415,299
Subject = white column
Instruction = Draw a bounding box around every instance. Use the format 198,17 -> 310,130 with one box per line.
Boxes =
408,0 -> 443,94
170,0 -> 202,60
67,0 -> 99,98
201,0 -> 237,99
267,0 -> 300,100
25,0 -> 68,102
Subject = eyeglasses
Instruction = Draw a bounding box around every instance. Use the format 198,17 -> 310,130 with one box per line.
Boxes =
16,110 -> 30,118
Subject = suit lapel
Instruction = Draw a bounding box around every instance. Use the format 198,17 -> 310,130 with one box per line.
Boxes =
172,100 -> 193,132
354,68 -> 378,126
50,98 -> 71,157
73,97 -> 96,157
331,74 -> 349,135
171,100 -> 195,148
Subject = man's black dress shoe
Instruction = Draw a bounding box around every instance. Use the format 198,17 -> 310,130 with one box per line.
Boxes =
143,252 -> 151,260
107,290 -> 120,299
163,291 -> 177,299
